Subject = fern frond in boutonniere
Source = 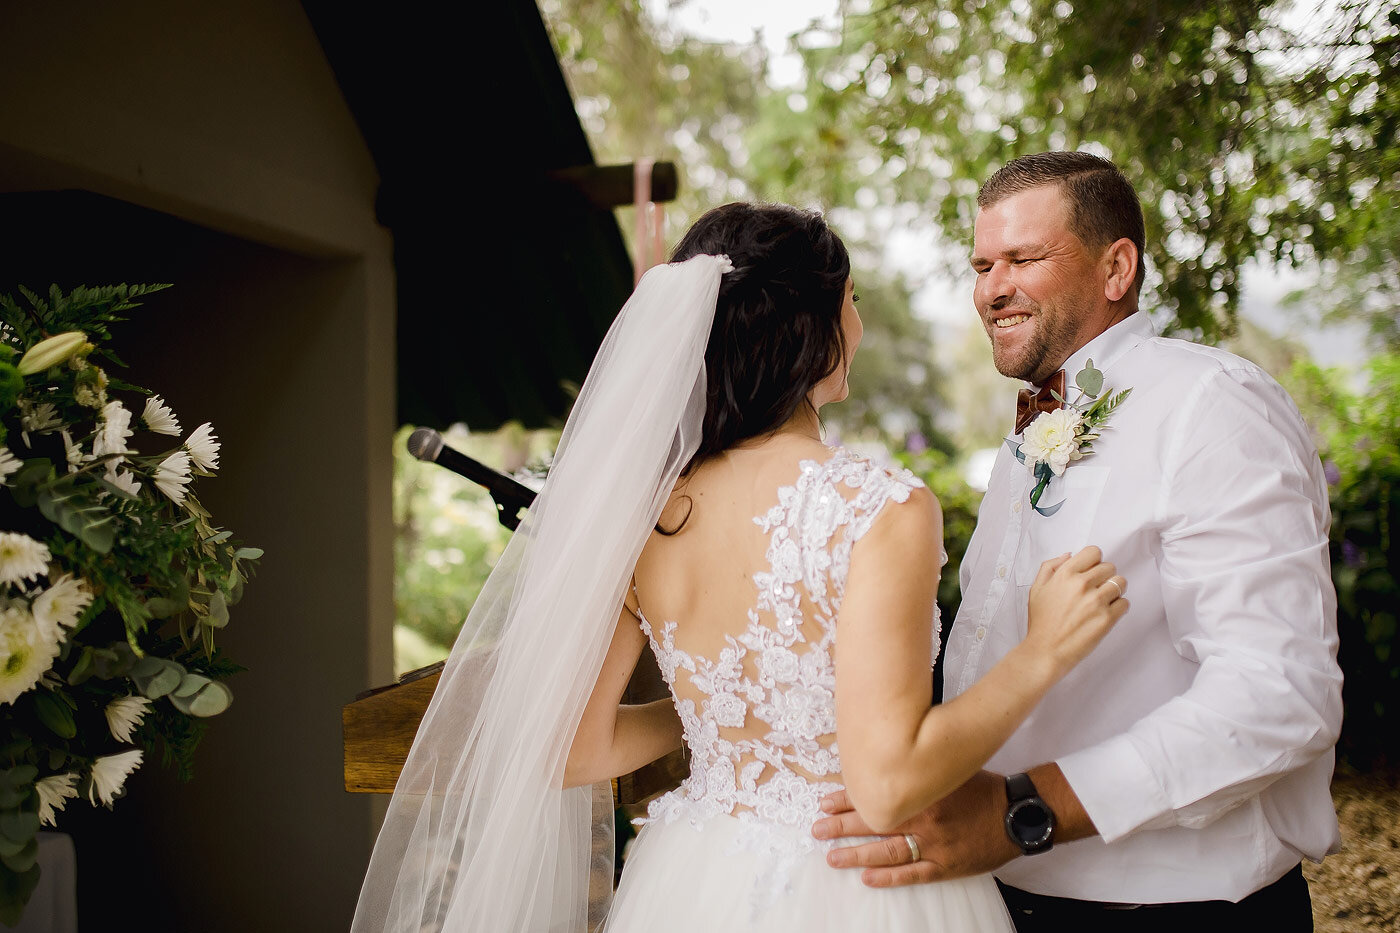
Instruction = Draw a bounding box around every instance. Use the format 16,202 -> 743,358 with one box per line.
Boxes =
1007,359 -> 1133,516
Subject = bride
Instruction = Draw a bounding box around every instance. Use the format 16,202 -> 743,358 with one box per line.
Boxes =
352,203 -> 1128,932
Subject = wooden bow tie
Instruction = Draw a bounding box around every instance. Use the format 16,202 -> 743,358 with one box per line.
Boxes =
1015,370 -> 1066,435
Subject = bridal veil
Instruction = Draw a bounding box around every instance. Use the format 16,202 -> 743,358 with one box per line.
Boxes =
351,254 -> 731,932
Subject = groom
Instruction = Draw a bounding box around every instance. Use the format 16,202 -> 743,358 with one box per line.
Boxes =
815,151 -> 1342,929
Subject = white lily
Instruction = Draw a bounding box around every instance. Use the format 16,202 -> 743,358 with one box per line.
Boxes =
17,332 -> 87,375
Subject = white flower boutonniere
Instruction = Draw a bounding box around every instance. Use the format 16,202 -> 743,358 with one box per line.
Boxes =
1009,360 -> 1132,515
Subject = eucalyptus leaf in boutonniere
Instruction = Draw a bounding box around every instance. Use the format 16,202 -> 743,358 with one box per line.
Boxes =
1007,359 -> 1132,516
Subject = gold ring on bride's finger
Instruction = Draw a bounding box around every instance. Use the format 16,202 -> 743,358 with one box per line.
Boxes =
903,833 -> 921,864
1108,578 -> 1124,600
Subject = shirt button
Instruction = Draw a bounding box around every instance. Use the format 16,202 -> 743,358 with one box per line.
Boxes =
997,566 -> 1007,578
975,626 -> 987,641
1012,500 -> 1022,513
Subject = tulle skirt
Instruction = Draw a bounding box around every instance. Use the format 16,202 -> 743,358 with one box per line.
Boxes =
602,812 -> 1015,932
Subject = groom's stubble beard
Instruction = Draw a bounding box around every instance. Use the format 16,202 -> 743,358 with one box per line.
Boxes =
987,290 -> 1091,386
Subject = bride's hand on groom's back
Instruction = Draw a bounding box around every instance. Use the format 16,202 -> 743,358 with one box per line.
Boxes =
1023,546 -> 1129,678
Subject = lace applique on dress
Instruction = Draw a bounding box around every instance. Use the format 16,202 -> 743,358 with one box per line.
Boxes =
634,448 -> 938,914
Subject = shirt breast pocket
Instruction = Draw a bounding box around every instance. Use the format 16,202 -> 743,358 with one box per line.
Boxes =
1012,465 -> 1111,586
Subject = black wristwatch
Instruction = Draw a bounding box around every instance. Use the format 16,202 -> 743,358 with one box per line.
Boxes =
1004,772 -> 1056,855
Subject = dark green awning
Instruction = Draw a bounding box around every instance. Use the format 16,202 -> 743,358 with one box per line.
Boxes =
301,0 -> 638,430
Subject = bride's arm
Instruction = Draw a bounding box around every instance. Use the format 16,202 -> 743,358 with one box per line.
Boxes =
835,488 -> 1124,833
562,603 -> 683,789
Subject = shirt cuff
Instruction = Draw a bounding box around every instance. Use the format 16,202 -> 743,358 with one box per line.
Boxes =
1056,736 -> 1176,843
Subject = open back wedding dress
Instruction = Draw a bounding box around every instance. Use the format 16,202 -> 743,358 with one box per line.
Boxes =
603,446 -> 1014,931
352,256 -> 1012,932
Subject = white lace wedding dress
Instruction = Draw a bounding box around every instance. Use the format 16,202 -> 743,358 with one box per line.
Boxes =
602,448 -> 1014,931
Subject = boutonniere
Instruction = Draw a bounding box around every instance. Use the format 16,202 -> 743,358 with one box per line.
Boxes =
1007,360 -> 1132,516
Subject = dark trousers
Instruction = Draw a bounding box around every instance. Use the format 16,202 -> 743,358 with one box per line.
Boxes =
997,864 -> 1313,933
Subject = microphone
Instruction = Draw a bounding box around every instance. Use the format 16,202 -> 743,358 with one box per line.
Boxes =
406,428 -> 538,530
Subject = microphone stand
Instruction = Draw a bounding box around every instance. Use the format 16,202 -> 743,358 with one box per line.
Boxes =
405,428 -> 538,531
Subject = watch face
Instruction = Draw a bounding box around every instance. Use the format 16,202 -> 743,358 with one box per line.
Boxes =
1008,799 -> 1053,845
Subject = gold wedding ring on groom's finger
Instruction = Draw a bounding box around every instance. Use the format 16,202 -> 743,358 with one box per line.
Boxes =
903,833 -> 921,864
1108,577 -> 1125,600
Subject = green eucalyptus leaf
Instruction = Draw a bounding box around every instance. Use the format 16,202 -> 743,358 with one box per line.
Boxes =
205,591 -> 229,629
0,836 -> 38,873
0,788 -> 23,810
0,809 -> 39,845
0,830 -> 26,857
172,673 -> 212,699
1075,361 -> 1104,398
227,572 -> 245,606
131,656 -> 165,679
91,645 -> 136,680
233,547 -> 263,560
175,680 -> 232,718
133,659 -> 183,699
0,768 -> 37,791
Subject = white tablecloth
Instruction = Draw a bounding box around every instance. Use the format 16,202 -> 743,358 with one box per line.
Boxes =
13,833 -> 76,933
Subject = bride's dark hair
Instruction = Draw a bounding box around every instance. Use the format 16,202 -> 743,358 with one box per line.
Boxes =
669,202 -> 851,474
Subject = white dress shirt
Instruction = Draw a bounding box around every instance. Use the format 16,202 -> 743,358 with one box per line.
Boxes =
945,312 -> 1343,904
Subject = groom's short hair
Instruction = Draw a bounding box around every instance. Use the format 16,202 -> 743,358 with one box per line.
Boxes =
978,151 -> 1147,297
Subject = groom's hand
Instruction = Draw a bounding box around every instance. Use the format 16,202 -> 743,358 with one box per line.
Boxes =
811,770 -> 1020,887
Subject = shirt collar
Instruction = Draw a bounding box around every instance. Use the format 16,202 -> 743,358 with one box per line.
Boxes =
1032,311 -> 1156,392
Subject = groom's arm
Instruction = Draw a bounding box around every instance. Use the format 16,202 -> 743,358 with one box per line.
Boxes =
815,366 -> 1342,884
1052,367 -> 1342,843
813,763 -> 1096,886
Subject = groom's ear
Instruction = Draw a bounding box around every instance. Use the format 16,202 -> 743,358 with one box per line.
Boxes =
1102,237 -> 1139,303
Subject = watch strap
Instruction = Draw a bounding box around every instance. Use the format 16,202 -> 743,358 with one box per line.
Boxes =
1005,771 -> 1037,802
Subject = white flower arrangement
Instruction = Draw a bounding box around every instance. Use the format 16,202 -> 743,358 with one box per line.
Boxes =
1010,360 -> 1132,515
0,284 -> 260,924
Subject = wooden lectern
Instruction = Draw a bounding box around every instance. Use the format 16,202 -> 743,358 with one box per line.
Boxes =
342,636 -> 687,805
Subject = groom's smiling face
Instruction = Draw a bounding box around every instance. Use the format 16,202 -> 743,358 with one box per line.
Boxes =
971,185 -> 1107,385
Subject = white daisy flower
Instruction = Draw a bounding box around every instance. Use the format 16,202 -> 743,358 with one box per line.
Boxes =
35,772 -> 79,827
104,695 -> 152,743
0,606 -> 61,705
31,575 -> 92,640
60,429 -> 95,473
0,532 -> 50,587
141,395 -> 181,436
93,401 -> 133,459
18,400 -> 61,448
0,447 -> 21,485
153,450 -> 192,504
104,465 -> 142,497
88,749 -> 143,806
184,423 -> 220,472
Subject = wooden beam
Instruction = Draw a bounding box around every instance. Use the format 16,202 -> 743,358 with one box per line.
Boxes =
546,161 -> 679,210
343,654 -> 687,803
